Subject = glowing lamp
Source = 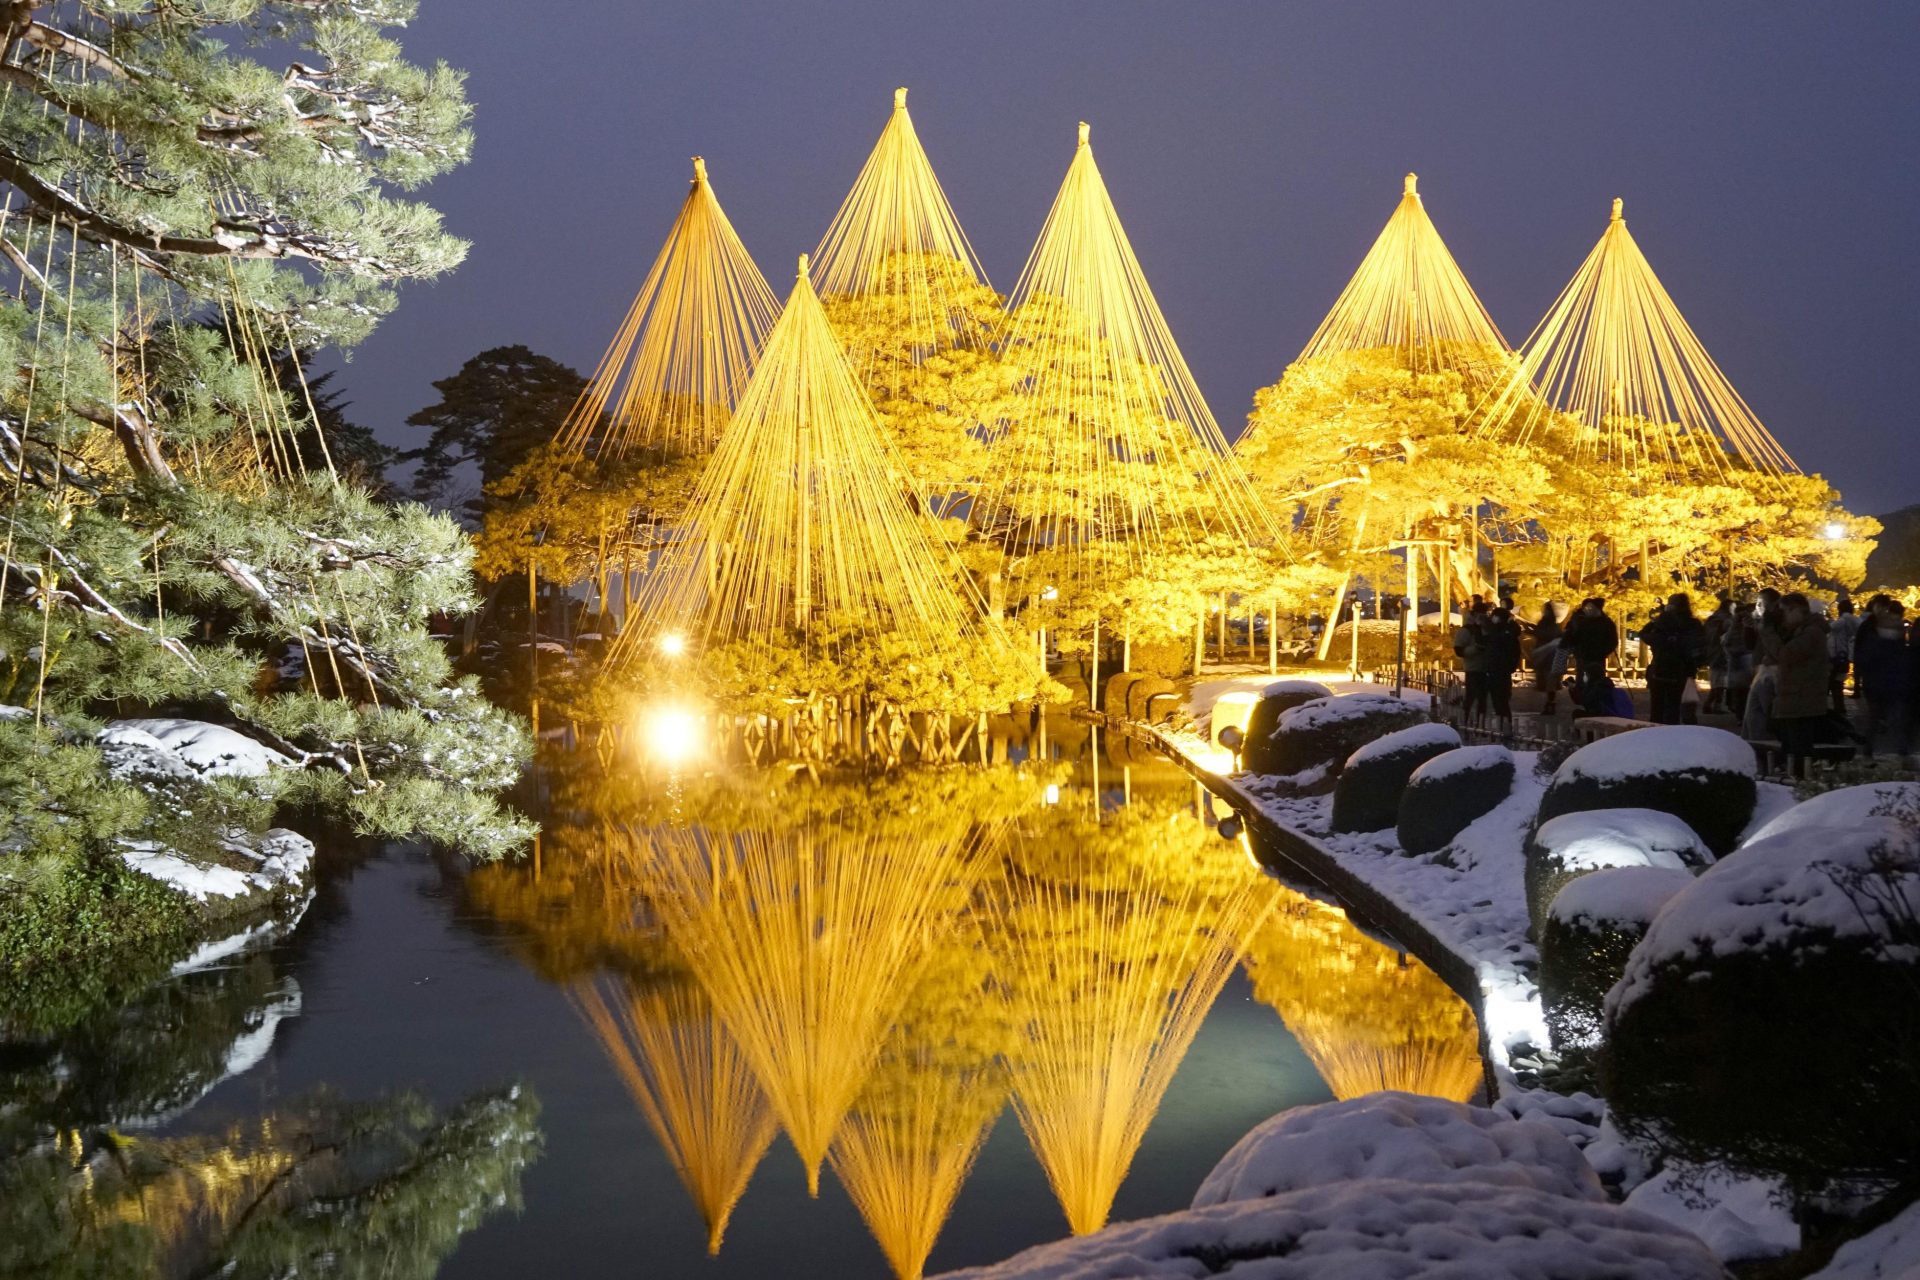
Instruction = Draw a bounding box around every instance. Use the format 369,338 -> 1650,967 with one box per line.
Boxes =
658,631 -> 688,657
1824,522 -> 1846,541
1040,585 -> 1059,601
1043,783 -> 1061,805
641,704 -> 704,767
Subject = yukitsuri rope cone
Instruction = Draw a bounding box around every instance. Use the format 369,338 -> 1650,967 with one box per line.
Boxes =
968,121 -> 1283,605
1473,196 -> 1800,481
608,254 -> 1015,686
573,974 -> 779,1255
553,156 -> 778,460
1296,172 -> 1510,376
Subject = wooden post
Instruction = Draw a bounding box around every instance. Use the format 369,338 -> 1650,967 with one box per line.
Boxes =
1317,571 -> 1350,662
1215,594 -> 1226,665
1247,599 -> 1257,662
527,554 -> 539,734
1123,623 -> 1132,674
1090,615 -> 1101,711
1268,596 -> 1278,674
1405,542 -> 1419,632
1192,613 -> 1204,676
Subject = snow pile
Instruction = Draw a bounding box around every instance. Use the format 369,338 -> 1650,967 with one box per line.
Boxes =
1347,721 -> 1461,768
1411,743 -> 1513,783
1549,866 -> 1695,931
937,1179 -> 1724,1279
1746,781 -> 1920,847
99,718 -> 294,779
1610,818 -> 1920,1017
1622,1165 -> 1800,1262
1193,1093 -> 1605,1208
121,827 -> 315,905
1811,1199 -> 1920,1280
1551,725 -> 1755,786
1532,809 -> 1710,875
1277,691 -> 1414,735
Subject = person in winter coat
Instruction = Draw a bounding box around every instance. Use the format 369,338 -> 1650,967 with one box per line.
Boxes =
1484,607 -> 1523,725
1530,602 -> 1567,714
1721,596 -> 1759,722
1562,597 -> 1619,713
1742,588 -> 1785,741
1701,592 -> 1733,713
1640,592 -> 1706,725
1828,595 -> 1861,716
1853,594 -> 1912,759
1761,591 -> 1831,772
1454,601 -> 1494,723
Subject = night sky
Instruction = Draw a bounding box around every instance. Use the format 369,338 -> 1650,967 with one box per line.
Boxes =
329,2 -> 1920,515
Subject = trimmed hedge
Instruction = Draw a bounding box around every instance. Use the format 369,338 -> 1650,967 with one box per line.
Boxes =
1240,680 -> 1336,774
1331,723 -> 1462,834
1538,866 -> 1692,1053
1397,746 -> 1515,857
1522,808 -> 1711,938
1536,727 -> 1756,857
1248,692 -> 1427,781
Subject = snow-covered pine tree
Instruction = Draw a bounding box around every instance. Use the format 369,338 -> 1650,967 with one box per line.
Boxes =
0,0 -> 529,1013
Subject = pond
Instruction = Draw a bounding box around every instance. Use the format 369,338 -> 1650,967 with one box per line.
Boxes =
0,720 -> 1483,1279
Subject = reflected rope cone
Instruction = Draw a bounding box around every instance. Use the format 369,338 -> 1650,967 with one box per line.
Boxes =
574,976 -> 779,1254
553,156 -> 778,460
969,121 -> 1284,598
1240,895 -> 1482,1103
608,257 -> 1007,667
828,916 -> 1010,1280
1472,196 -> 1799,481
631,821 -> 995,1196
1296,172 -> 1510,376
989,834 -> 1279,1235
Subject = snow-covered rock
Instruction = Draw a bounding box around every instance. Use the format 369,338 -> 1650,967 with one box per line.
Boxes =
1811,1198 -> 1920,1280
1622,1164 -> 1800,1263
99,718 -> 294,780
936,1178 -> 1725,1279
1398,745 -> 1515,857
1193,1093 -> 1605,1208
1539,865 -> 1694,1052
1242,686 -> 1398,777
1539,725 -> 1757,855
1604,819 -> 1920,1192
1331,722 -> 1462,834
1524,808 -> 1711,935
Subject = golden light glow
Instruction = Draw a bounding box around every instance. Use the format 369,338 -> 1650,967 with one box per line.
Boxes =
1297,172 -> 1510,374
1472,196 -> 1799,480
641,704 -> 705,766
968,120 -> 1286,601
554,156 -> 779,459
657,631 -> 688,657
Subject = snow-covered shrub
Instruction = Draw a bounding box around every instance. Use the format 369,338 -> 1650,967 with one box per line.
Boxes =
1396,745 -> 1515,857
1604,818 -> 1920,1197
1538,726 -> 1757,856
1330,724 -> 1462,834
1524,808 -> 1711,937
1246,692 -> 1426,783
935,1179 -> 1725,1279
1194,1093 -> 1604,1207
1744,781 -> 1920,847
1239,680 -> 1336,774
1538,866 -> 1693,1053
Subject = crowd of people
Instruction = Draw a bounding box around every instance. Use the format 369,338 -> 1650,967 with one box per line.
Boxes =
1451,586 -> 1920,771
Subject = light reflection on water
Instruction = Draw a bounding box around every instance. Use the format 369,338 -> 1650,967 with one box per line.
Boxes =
469,723 -> 1482,1278
0,724 -> 1480,1279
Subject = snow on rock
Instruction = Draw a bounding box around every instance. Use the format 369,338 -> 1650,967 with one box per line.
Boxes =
1811,1199 -> 1920,1280
1551,725 -> 1756,785
935,1178 -> 1725,1279
1549,865 -> 1695,930
1745,781 -> 1920,847
120,843 -> 258,901
121,828 -> 315,907
1193,1093 -> 1605,1208
1622,1164 -> 1801,1263
100,718 -> 294,780
1610,818 -> 1920,1018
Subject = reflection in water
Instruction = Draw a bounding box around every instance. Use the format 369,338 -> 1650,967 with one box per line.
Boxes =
466,735 -> 1483,1278
1242,893 -> 1484,1103
574,976 -> 778,1254
990,797 -> 1282,1236
0,1087 -> 541,1279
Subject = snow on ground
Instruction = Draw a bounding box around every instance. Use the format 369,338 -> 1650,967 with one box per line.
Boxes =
99,718 -> 294,779
938,1178 -> 1726,1279
1622,1165 -> 1801,1262
1811,1200 -> 1920,1280
1194,1092 -> 1605,1208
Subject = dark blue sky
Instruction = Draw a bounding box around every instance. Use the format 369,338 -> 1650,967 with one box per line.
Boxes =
331,2 -> 1920,514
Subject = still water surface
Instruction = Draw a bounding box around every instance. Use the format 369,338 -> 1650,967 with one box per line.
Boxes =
2,724 -> 1482,1278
